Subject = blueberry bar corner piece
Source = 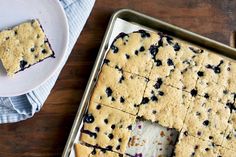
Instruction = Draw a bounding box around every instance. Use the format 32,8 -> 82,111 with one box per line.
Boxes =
80,101 -> 136,154
0,19 -> 54,76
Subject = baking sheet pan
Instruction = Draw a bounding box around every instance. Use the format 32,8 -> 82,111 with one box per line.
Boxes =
62,9 -> 236,157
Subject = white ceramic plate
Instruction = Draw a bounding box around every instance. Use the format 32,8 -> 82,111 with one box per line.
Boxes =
0,0 -> 69,97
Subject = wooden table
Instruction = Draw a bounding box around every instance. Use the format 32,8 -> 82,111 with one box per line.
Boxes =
0,0 -> 235,156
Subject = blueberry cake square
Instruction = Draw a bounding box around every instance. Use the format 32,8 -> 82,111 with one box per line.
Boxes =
149,35 -> 207,91
80,101 -> 136,154
138,79 -> 194,131
0,19 -> 54,76
174,131 -> 235,157
90,64 -> 147,115
105,30 -> 160,77
183,97 -> 230,145
74,143 -> 121,157
195,53 -> 230,102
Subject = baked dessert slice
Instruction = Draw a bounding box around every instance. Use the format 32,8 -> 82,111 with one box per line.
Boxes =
183,96 -> 230,145
149,34 -> 207,91
174,131 -> 235,157
74,143 -> 121,157
138,79 -> 194,131
91,64 -> 147,115
105,30 -> 160,77
195,52 -> 230,103
80,101 -> 136,154
0,19 -> 54,76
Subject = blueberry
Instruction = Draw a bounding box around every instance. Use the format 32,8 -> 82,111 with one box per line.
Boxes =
118,138 -> 122,142
116,145 -> 121,150
20,60 -> 28,69
104,119 -> 109,124
106,146 -> 113,150
191,152 -> 195,157
108,133 -> 114,139
155,59 -> 162,66
119,76 -> 125,83
95,127 -> 100,132
151,95 -> 158,101
204,93 -> 209,99
111,124 -> 116,129
197,131 -> 202,136
154,78 -> 163,89
111,97 -> 115,101
159,91 -> 164,96
226,134 -> 231,140
115,65 -> 122,71
111,45 -> 119,53
139,46 -> 145,52
166,36 -> 173,44
106,87 -> 113,97
223,90 -> 228,94
41,49 -> 47,54
141,97 -> 149,104
120,97 -> 125,103
31,47 -> 35,52
135,30 -> 150,38
226,102 -> 236,113
127,125 -> 132,130
214,67 -> 221,73
96,104 -> 101,110
125,54 -> 130,59
135,50 -> 139,55
158,37 -> 164,47
205,148 -> 210,151
197,71 -> 204,77
115,32 -> 128,40
190,89 -> 198,97
152,110 -> 157,114
103,59 -> 110,65
184,131 -> 188,136
206,64 -> 213,69
167,59 -> 174,66
173,43 -> 180,51
149,45 -> 158,56
203,120 -> 210,126
84,114 -> 94,123
91,149 -> 96,155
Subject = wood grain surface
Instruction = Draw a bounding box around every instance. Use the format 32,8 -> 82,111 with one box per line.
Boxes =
0,0 -> 235,156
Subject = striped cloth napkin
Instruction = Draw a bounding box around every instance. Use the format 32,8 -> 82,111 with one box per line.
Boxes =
0,0 -> 95,123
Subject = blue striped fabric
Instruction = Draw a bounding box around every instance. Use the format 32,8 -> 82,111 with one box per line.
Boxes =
0,0 -> 95,124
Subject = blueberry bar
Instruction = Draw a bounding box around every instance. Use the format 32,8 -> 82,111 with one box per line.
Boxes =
0,19 -> 54,76
80,101 -> 136,154
138,79 -> 194,131
105,30 -> 160,77
90,64 -> 147,115
183,96 -> 230,145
